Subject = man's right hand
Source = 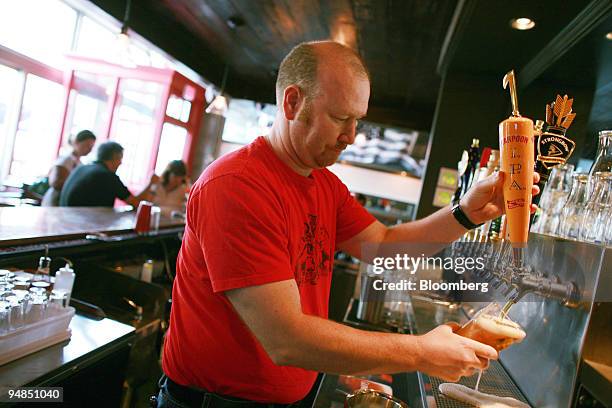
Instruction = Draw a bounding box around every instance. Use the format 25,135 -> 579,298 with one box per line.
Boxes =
414,324 -> 498,382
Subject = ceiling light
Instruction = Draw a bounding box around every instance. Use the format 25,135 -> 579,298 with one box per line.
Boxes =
226,16 -> 245,29
606,32 -> 612,40
206,95 -> 228,115
510,18 -> 535,31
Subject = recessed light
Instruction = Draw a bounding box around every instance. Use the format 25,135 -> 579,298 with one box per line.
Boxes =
510,18 -> 536,31
606,32 -> 612,40
226,16 -> 245,29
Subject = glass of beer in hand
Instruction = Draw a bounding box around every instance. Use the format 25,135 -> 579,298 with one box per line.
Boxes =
456,303 -> 526,352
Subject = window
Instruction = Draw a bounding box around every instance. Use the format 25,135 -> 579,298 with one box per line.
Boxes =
74,16 -> 118,63
222,99 -> 276,145
0,0 -> 77,68
61,71 -> 114,163
111,79 -> 163,187
0,65 -> 22,181
9,74 -> 64,182
166,95 -> 191,123
155,123 -> 187,174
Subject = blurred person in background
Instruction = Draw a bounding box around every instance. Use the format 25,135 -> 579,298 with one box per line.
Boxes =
41,130 -> 96,206
151,160 -> 190,214
59,141 -> 159,207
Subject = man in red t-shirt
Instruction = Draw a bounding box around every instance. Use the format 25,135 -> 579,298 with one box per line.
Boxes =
160,41 -> 539,407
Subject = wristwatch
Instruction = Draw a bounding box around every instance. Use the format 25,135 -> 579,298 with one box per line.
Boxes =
451,198 -> 483,230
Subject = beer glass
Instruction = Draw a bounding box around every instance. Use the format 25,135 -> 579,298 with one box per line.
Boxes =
456,303 -> 526,352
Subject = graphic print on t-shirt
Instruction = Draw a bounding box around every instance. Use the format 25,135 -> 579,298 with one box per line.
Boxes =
295,214 -> 330,286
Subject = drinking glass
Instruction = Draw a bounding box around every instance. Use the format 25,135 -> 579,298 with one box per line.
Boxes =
558,174 -> 590,239
533,164 -> 574,235
0,300 -> 10,335
579,172 -> 612,243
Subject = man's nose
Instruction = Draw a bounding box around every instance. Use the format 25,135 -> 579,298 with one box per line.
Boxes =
339,120 -> 357,145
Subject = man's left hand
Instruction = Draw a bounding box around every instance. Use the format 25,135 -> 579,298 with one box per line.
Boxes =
460,171 -> 540,225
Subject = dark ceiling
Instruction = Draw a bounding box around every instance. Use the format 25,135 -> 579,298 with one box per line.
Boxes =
88,0 -> 610,132
89,0 -> 456,130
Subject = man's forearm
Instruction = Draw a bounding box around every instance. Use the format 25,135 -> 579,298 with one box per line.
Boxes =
133,182 -> 154,201
277,313 -> 421,375
384,205 -> 467,244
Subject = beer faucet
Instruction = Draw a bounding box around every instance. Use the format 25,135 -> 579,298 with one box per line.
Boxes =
503,265 -> 580,308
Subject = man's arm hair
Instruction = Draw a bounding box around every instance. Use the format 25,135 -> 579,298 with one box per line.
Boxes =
336,207 -> 466,261
227,279 -> 419,375
226,279 -> 494,379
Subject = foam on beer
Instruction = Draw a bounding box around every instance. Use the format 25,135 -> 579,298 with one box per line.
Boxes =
474,314 -> 526,341
457,311 -> 526,351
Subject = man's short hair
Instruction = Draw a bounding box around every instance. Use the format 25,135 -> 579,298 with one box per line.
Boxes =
275,41 -> 369,105
97,141 -> 124,162
72,129 -> 96,144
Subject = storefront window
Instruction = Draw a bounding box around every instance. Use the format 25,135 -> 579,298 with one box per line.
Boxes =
0,0 -> 77,68
166,95 -> 191,123
0,65 -> 21,181
222,99 -> 276,145
75,16 -> 117,63
10,74 -> 64,182
155,123 -> 188,174
61,71 -> 114,163
111,79 -> 163,187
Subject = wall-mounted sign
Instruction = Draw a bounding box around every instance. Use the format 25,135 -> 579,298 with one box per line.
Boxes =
437,167 -> 458,189
433,186 -> 455,208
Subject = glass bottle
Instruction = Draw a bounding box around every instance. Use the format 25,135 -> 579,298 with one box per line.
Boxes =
32,256 -> 51,283
533,163 -> 574,235
558,174 -> 590,240
588,130 -> 612,194
590,130 -> 612,174
579,172 -> 612,243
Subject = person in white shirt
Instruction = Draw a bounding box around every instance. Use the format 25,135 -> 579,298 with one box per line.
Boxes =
152,160 -> 189,214
41,130 -> 96,206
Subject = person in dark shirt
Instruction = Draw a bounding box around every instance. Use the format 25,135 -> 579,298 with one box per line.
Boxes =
60,141 -> 159,207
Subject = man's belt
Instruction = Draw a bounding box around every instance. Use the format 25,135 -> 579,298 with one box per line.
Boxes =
165,376 -> 299,408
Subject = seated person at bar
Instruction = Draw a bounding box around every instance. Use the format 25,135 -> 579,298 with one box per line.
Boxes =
41,130 -> 97,207
159,41 -> 539,406
151,160 -> 190,214
60,141 -> 158,207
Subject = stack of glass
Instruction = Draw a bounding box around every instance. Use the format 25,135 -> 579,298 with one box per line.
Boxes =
578,172 -> 612,244
532,163 -> 574,236
537,130 -> 612,245
0,270 -> 68,335
558,174 -> 591,240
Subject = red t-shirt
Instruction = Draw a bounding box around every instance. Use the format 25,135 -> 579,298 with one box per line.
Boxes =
162,136 -> 375,403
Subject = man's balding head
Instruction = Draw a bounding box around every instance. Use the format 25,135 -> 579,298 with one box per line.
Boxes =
275,41 -> 369,106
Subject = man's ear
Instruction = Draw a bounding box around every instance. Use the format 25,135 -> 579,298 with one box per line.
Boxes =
282,85 -> 302,120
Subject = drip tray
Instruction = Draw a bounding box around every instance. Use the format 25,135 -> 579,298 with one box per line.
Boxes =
428,360 -> 531,407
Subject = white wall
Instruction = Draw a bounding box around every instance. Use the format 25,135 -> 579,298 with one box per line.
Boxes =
329,163 -> 422,204
217,143 -> 423,204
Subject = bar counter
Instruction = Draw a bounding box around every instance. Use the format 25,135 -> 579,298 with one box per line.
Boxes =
0,207 -> 185,247
0,314 -> 135,405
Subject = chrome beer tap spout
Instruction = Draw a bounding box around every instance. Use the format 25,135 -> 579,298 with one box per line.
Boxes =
505,265 -> 580,308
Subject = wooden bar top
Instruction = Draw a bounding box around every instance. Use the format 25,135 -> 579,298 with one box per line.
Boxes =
0,207 -> 184,245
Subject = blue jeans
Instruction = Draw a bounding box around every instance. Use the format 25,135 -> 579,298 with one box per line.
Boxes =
155,376 -> 306,408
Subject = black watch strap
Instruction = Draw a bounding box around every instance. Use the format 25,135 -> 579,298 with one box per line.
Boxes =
451,198 -> 483,230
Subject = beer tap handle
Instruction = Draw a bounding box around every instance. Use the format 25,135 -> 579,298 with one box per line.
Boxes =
503,70 -> 521,117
